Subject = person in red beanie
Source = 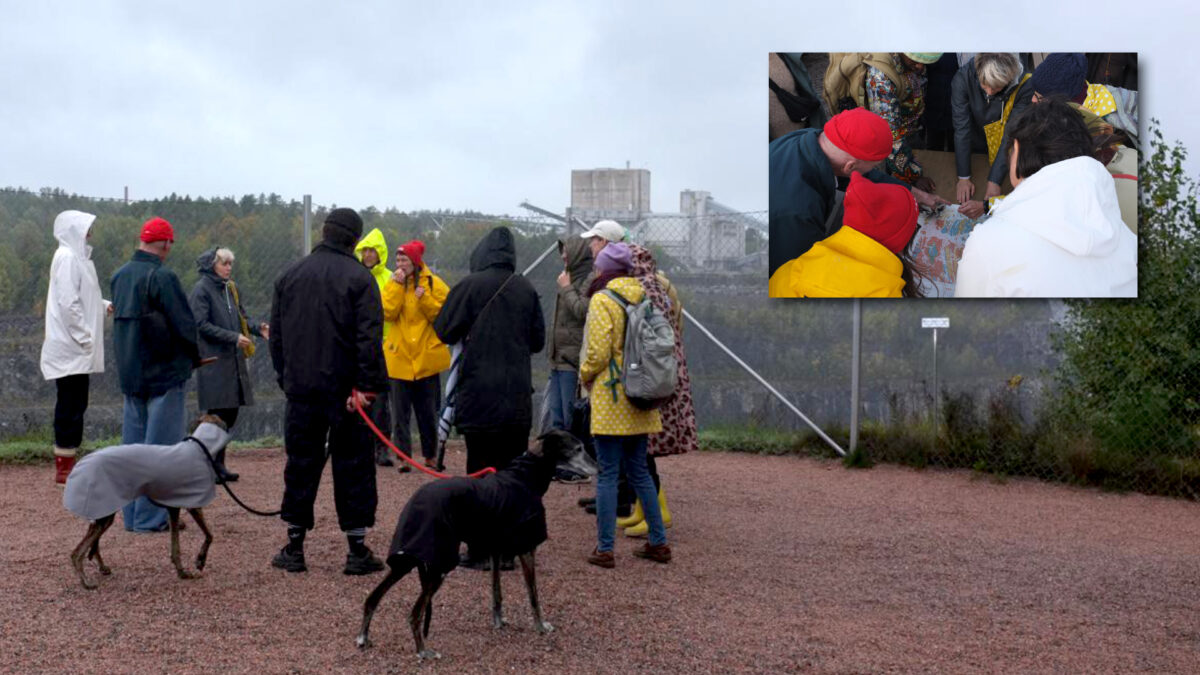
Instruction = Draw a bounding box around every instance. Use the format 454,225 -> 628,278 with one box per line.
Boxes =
380,240 -> 451,470
769,108 -> 946,279
770,172 -> 926,298
109,216 -> 203,531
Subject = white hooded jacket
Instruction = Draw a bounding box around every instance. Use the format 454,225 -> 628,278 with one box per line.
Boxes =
40,210 -> 110,379
955,156 -> 1137,298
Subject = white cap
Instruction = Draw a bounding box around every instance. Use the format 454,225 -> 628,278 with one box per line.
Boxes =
579,219 -> 627,242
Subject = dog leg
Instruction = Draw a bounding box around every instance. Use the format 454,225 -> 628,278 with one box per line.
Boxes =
357,559 -> 412,649
70,520 -> 106,590
518,551 -> 554,634
86,515 -> 115,576
167,507 -> 197,580
188,508 -> 213,571
491,552 -> 508,629
411,564 -> 441,660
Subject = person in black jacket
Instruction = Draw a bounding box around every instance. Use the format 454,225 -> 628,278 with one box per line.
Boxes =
110,217 -> 203,532
432,226 -> 545,569
189,247 -> 268,482
268,207 -> 390,576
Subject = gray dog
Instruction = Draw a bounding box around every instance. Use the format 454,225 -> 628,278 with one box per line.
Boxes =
63,415 -> 231,589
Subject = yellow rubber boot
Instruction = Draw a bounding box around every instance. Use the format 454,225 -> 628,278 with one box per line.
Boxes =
624,487 -> 671,538
615,499 -> 644,529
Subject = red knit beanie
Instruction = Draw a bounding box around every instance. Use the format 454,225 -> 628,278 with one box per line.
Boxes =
824,108 -> 893,161
139,217 -> 175,243
398,240 -> 426,269
842,173 -> 918,254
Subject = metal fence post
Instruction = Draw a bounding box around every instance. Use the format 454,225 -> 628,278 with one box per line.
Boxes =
850,298 -> 861,452
302,194 -> 312,254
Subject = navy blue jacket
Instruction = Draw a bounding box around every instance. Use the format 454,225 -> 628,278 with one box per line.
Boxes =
110,250 -> 200,397
769,128 -> 904,277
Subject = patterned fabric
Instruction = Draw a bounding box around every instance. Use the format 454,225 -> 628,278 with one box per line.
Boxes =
1082,82 -> 1117,117
865,56 -> 926,184
629,245 -> 697,457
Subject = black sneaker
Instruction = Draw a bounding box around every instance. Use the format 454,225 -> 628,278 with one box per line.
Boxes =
375,450 -> 394,467
271,546 -> 307,573
552,468 -> 591,484
578,496 -> 597,508
458,552 -> 490,571
344,547 -> 385,575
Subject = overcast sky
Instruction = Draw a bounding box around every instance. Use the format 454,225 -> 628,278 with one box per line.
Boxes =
1,1 -> 1195,217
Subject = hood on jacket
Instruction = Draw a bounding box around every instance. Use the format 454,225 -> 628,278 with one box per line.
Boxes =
469,227 -> 516,273
53,210 -> 96,260
355,228 -> 390,270
195,247 -> 224,284
992,155 -> 1126,257
559,236 -> 593,283
601,276 -> 645,305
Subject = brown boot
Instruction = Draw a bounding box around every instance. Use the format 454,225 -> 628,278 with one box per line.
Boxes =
54,447 -> 77,487
586,548 -> 615,569
632,542 -> 672,564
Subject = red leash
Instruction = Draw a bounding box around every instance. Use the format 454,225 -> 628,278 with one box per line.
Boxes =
351,390 -> 495,479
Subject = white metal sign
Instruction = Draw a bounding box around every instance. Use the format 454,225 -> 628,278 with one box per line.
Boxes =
921,317 -> 949,329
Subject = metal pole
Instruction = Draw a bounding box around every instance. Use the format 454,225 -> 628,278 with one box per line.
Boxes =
302,194 -> 312,254
850,299 -> 861,452
522,242 -> 559,276
932,327 -> 939,449
683,308 -> 846,457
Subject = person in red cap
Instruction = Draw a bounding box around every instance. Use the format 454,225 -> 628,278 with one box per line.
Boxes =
109,216 -> 203,532
769,172 -> 925,298
769,108 -> 946,280
380,240 -> 451,470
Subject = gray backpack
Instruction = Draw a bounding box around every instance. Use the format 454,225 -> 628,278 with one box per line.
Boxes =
603,288 -> 678,410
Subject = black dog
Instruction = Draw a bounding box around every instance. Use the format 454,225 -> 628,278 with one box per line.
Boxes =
356,428 -> 596,659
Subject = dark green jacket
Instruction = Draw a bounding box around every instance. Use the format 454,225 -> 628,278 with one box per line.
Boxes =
548,236 -> 593,371
769,128 -> 903,277
110,250 -> 200,397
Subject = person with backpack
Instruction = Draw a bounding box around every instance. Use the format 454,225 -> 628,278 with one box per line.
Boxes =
580,242 -> 671,568
769,107 -> 948,278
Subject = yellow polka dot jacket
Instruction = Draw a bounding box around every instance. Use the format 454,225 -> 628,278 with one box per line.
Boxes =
579,276 -> 663,436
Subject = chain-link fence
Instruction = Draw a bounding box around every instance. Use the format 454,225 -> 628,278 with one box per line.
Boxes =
2,154 -> 1197,500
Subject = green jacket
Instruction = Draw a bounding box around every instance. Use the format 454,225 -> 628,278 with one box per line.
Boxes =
548,236 -> 593,371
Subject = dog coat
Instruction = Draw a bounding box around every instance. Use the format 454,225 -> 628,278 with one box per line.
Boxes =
388,453 -> 551,574
63,422 -> 231,521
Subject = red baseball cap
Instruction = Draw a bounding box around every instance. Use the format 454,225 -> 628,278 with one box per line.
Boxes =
824,108 -> 893,161
139,217 -> 175,243
843,173 -> 918,254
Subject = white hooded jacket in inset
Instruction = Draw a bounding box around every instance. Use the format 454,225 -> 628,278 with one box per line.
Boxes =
40,210 -> 110,379
955,156 -> 1137,298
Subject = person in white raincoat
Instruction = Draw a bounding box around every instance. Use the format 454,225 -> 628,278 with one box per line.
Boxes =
40,210 -> 112,485
955,97 -> 1136,298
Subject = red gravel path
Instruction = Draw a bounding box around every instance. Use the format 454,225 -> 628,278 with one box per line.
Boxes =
2,444 -> 1198,673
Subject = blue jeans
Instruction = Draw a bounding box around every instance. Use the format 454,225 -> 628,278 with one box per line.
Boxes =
120,384 -> 186,532
546,369 -> 579,431
594,434 -> 666,552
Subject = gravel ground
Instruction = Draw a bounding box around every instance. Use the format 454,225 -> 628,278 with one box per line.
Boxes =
2,443 -> 1199,673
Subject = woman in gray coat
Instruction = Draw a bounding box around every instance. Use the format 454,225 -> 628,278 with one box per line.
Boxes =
189,247 -> 267,482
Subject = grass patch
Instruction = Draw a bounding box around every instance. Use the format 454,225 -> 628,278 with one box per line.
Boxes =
0,429 -> 283,466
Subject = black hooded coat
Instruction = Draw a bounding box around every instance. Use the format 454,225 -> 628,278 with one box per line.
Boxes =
432,227 -> 545,433
189,248 -> 263,411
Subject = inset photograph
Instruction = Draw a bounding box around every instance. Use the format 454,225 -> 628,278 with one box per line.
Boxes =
768,52 -> 1138,298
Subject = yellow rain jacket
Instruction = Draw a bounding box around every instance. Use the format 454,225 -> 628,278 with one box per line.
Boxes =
579,277 -> 663,436
768,226 -> 905,298
381,265 -> 451,381
355,228 -> 392,340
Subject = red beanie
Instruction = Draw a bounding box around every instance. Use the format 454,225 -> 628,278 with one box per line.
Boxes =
139,217 -> 175,243
824,108 -> 893,161
842,173 -> 918,254
398,240 -> 426,269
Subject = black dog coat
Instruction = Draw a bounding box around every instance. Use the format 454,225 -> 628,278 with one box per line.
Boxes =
388,454 -> 551,574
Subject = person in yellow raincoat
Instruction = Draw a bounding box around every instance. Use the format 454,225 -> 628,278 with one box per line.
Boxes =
354,228 -> 397,467
579,242 -> 671,569
769,172 -> 922,298
381,240 -> 450,469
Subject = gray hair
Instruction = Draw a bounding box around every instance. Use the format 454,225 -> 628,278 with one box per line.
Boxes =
975,53 -> 1021,91
214,248 -> 235,265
